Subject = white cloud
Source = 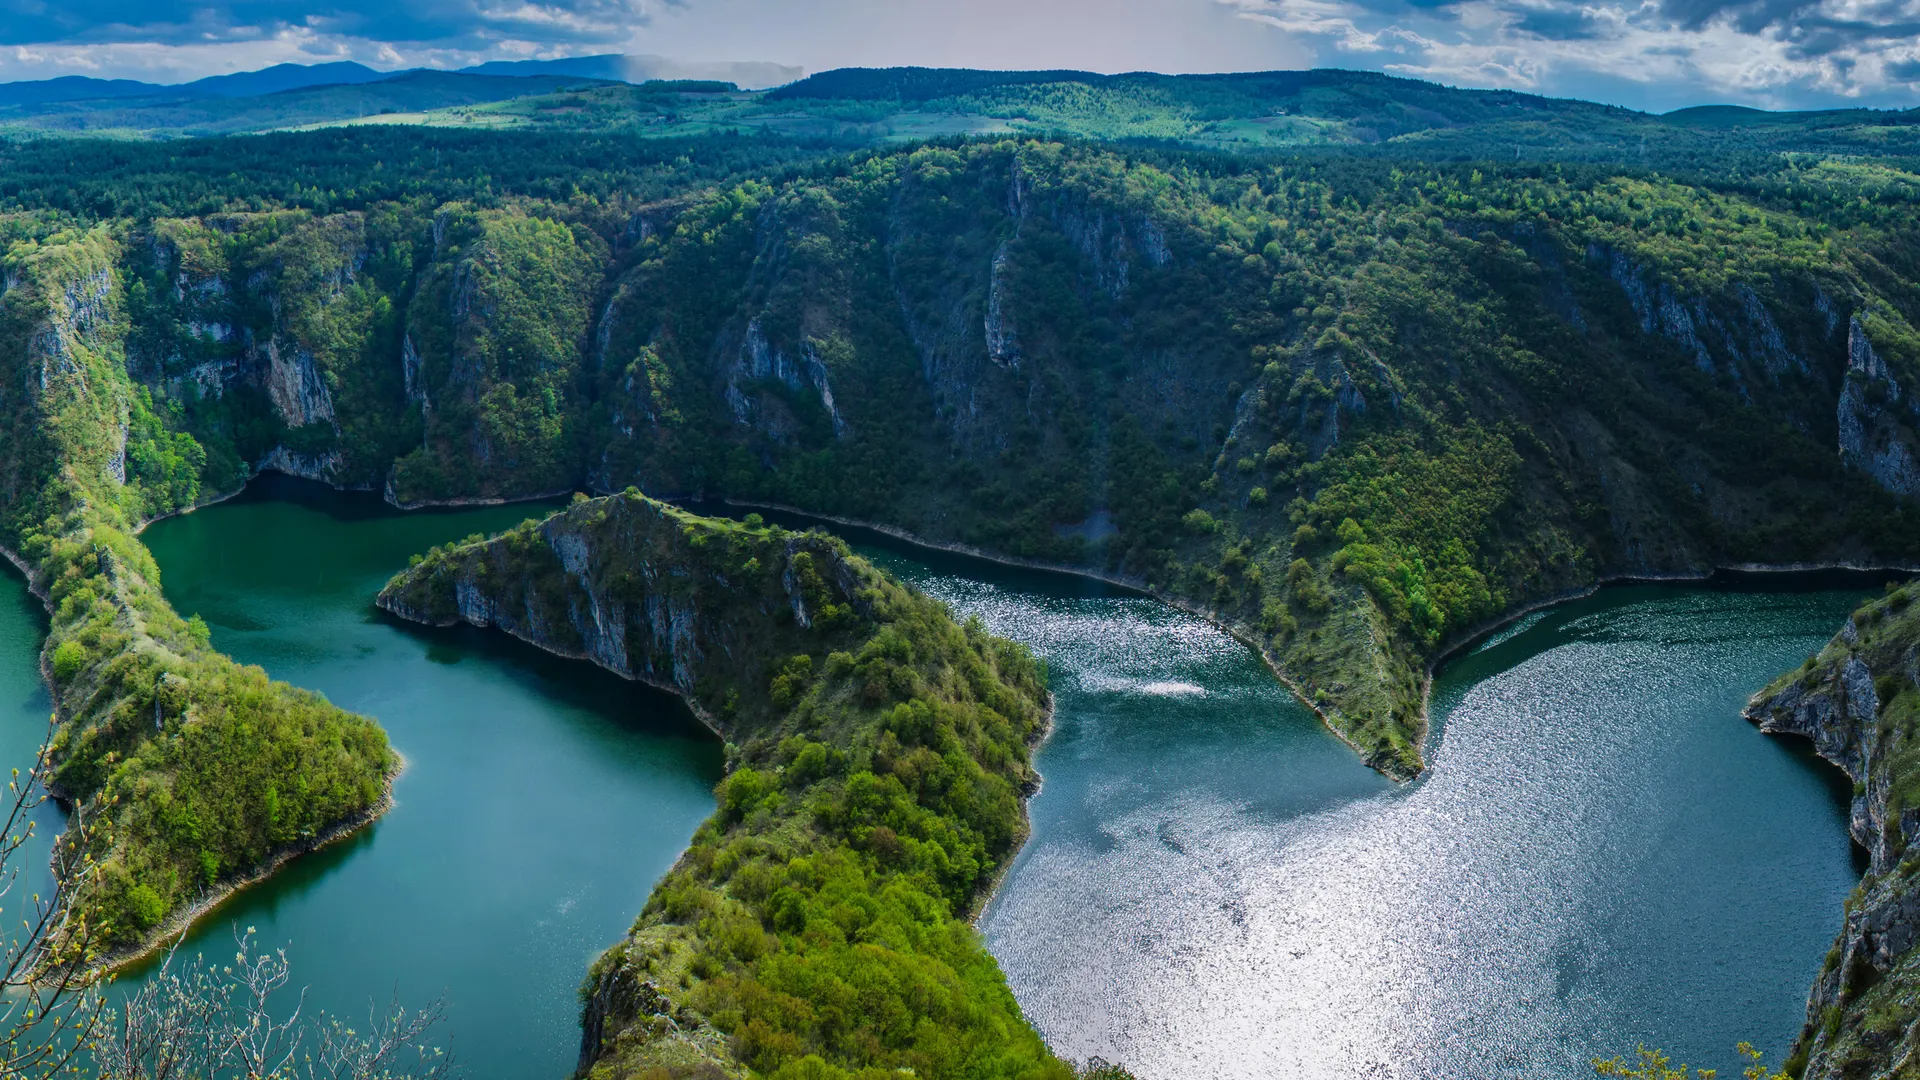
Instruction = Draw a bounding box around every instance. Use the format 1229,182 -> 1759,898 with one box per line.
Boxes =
1222,0 -> 1920,107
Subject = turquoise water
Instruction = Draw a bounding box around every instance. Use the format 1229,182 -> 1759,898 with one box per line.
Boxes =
132,477 -> 723,1077
0,485 -> 1871,1079
0,563 -> 61,921
890,566 -> 1865,1080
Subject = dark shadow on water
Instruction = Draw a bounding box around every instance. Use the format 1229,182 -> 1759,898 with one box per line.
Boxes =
200,471 -> 710,746
1773,730 -> 1875,875
227,470 -> 570,524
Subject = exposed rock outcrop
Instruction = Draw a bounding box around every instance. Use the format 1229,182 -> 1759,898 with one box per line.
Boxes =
1747,585 -> 1920,1077
259,337 -> 337,428
375,492 -> 874,719
1838,317 -> 1920,499
722,317 -> 849,442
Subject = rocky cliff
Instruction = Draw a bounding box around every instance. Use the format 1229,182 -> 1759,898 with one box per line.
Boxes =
375,492 -> 883,722
377,493 -> 1069,1080
580,143 -> 1920,779
1747,583 -> 1920,1077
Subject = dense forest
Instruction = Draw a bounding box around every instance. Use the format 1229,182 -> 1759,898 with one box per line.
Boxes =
5,65 -> 1920,1077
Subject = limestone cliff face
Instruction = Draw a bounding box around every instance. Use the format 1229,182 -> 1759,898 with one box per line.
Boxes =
135,213 -> 384,486
1747,586 -> 1920,1077
1838,317 -> 1920,499
375,492 -> 879,728
1588,242 -> 1820,387
0,227 -> 134,501
722,317 -> 849,444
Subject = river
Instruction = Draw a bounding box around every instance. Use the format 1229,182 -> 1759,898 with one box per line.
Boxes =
0,482 -> 1866,1078
894,561 -> 1866,1079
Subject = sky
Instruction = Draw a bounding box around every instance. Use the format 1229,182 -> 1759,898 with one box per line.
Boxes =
1,0 -> 1918,113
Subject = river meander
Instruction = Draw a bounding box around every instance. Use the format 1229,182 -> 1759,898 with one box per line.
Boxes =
903,564 -> 1869,1079
136,477 -> 723,1077
0,481 -> 1873,1078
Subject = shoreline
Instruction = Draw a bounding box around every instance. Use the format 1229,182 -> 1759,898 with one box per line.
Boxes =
695,498 -> 1920,782
0,543 -> 47,604
87,759 -> 403,978
0,526 -> 404,979
698,498 -> 1439,779
968,689 -> 1054,929
129,480 -> 252,536
386,483 -> 578,513
1412,559 -> 1920,762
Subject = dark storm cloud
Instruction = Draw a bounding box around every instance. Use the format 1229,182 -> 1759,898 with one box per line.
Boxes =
1783,13 -> 1920,55
0,0 -> 658,48
1508,6 -> 1608,41
1653,0 -> 1920,55
1656,0 -> 1810,32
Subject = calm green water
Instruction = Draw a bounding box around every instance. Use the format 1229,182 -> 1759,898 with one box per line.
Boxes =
854,543 -> 1867,1080
133,477 -> 723,1077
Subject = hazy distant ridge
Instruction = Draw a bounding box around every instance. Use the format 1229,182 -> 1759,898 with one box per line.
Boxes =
0,54 -> 803,111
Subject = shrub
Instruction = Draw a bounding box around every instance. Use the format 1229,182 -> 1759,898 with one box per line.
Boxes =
50,640 -> 88,683
124,882 -> 167,930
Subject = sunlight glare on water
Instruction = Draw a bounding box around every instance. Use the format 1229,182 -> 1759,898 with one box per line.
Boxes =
868,553 -> 1864,1080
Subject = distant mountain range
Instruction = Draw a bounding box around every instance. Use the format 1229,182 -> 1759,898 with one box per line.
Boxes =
457,54 -> 802,88
0,54 -> 804,110
0,59 -> 1913,152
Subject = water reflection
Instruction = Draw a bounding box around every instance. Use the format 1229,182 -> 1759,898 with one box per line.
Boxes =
876,561 -> 1862,1080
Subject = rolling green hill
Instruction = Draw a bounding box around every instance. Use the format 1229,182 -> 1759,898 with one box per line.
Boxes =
8,61 -> 1920,164
0,71 -> 621,137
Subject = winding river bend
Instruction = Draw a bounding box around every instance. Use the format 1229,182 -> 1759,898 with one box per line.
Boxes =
852,540 -> 1868,1079
136,477 -> 722,1077
0,480 -> 1867,1078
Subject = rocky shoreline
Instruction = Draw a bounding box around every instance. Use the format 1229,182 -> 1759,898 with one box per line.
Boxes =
1745,584 -> 1920,1078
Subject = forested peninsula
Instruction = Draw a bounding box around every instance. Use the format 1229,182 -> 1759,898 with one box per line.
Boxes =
378,491 -> 1063,1078
0,226 -> 394,966
4,65 -> 1920,1072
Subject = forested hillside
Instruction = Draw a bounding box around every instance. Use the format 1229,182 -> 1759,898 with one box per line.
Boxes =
0,223 -> 395,965
8,126 -> 1920,779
